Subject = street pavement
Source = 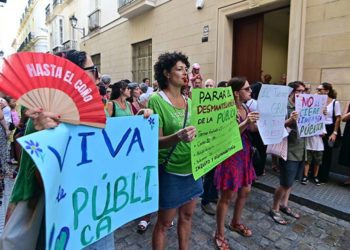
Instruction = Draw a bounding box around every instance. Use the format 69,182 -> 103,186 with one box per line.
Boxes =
114,187 -> 350,250
1,171 -> 350,249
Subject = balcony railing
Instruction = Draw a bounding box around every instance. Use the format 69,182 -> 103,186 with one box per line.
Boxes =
45,4 -> 51,18
53,0 -> 62,9
62,40 -> 77,50
118,0 -> 157,19
88,9 -> 100,32
17,32 -> 34,52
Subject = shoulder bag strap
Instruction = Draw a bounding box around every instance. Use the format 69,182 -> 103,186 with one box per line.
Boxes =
112,101 -> 116,117
161,97 -> 189,167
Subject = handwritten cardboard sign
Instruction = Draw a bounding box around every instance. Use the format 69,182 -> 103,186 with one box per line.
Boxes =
18,116 -> 159,249
257,85 -> 292,145
295,94 -> 327,137
191,88 -> 242,180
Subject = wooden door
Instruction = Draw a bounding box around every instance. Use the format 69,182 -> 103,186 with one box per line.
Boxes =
232,14 -> 263,83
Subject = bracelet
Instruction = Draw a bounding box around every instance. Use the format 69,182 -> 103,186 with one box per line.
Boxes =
333,131 -> 338,135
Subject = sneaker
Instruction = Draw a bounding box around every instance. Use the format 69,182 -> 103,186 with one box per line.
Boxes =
313,177 -> 321,186
201,202 -> 216,216
301,176 -> 308,185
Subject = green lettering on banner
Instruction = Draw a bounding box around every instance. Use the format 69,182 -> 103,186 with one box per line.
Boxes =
72,187 -> 89,230
81,225 -> 94,246
191,88 -> 243,180
113,176 -> 129,212
96,216 -> 112,240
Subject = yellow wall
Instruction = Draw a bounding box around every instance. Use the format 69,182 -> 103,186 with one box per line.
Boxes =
261,9 -> 289,84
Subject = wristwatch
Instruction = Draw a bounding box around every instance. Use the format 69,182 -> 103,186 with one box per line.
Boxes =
333,131 -> 338,135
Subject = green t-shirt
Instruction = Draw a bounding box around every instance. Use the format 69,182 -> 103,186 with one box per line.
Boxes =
148,93 -> 192,174
10,119 -> 42,203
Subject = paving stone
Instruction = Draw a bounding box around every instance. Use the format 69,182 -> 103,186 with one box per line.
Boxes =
321,235 -> 338,245
259,237 -> 271,248
285,231 -> 298,241
252,211 -> 265,220
299,214 -> 315,226
265,230 -> 281,241
257,220 -> 272,230
299,205 -> 316,215
337,219 -> 350,229
292,223 -> 307,234
316,220 -> 331,230
326,223 -> 344,237
309,226 -> 324,237
297,242 -> 314,250
318,213 -> 338,224
275,238 -> 292,249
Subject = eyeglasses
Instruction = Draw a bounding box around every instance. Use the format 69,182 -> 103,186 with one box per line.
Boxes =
240,86 -> 251,92
316,88 -> 325,91
83,65 -> 99,79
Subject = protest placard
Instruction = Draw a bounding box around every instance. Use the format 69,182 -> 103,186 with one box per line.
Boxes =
257,85 -> 292,145
295,94 -> 327,137
191,87 -> 242,180
18,116 -> 159,249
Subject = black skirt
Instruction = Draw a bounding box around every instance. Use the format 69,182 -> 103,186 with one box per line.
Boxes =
339,120 -> 350,166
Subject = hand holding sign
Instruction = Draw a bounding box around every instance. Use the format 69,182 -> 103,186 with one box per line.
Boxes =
25,108 -> 61,130
177,126 -> 197,142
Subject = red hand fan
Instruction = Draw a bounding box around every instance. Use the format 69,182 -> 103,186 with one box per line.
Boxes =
0,52 -> 106,128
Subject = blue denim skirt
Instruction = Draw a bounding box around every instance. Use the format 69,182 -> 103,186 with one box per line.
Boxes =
159,168 -> 203,210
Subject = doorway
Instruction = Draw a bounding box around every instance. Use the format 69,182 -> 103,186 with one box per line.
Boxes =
232,8 -> 290,84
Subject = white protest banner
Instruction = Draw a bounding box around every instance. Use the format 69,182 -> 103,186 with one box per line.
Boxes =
295,94 -> 327,137
18,116 -> 159,249
257,85 -> 292,145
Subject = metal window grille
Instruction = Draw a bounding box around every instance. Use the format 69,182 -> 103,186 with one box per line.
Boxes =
132,40 -> 152,83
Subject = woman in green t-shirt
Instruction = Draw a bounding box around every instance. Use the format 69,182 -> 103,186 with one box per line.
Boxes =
149,52 -> 202,249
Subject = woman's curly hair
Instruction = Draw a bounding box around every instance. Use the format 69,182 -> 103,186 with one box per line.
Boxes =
154,52 -> 190,90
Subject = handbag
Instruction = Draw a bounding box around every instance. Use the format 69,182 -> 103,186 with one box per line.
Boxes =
0,195 -> 44,250
330,100 -> 341,148
266,128 -> 290,161
8,112 -> 15,131
266,137 -> 288,161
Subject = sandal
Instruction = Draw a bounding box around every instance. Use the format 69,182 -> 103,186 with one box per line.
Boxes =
280,206 -> 300,219
213,233 -> 229,250
227,223 -> 252,237
269,209 -> 288,225
137,220 -> 150,233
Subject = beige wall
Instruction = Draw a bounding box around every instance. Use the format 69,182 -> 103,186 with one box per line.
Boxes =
83,0 -> 350,107
261,9 -> 289,83
303,0 -> 350,106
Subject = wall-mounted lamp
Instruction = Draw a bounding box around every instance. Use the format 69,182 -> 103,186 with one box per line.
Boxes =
69,15 -> 85,37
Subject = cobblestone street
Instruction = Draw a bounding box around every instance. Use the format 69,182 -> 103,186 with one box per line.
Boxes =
1,173 -> 349,249
114,187 -> 350,249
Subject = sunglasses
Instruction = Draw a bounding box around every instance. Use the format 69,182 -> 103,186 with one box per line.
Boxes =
83,65 -> 99,79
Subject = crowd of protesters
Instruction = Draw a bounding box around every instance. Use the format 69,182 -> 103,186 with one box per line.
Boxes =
0,50 -> 349,250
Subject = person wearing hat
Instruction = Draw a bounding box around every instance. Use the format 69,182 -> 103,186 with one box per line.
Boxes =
189,63 -> 203,88
100,74 -> 111,87
127,82 -> 145,114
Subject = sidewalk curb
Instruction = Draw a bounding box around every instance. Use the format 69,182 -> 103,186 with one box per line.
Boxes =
253,181 -> 350,222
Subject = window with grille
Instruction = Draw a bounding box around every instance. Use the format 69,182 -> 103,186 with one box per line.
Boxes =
132,40 -> 152,83
91,53 -> 101,72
